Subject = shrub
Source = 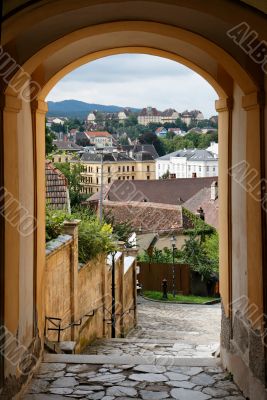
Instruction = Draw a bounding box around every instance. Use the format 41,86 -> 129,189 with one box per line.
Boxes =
46,208 -> 115,263
181,234 -> 218,280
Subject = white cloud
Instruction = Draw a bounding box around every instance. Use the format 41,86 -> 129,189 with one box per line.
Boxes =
47,54 -> 218,118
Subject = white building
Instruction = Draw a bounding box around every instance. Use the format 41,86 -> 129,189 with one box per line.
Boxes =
207,141 -> 219,156
87,111 -> 97,124
156,149 -> 218,179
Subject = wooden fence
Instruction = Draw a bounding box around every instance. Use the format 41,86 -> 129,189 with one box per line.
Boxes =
138,262 -> 190,295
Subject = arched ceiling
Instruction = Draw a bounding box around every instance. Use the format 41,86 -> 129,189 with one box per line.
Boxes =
2,1 -> 265,99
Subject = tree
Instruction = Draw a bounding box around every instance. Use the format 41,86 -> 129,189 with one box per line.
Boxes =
54,162 -> 85,207
160,170 -> 170,179
175,118 -> 188,131
181,234 -> 214,280
139,132 -> 165,156
76,137 -> 91,146
45,127 -> 56,155
161,136 -> 194,153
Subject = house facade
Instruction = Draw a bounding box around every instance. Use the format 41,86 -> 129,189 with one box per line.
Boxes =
87,111 -> 97,123
137,107 -> 162,125
79,151 -> 156,194
181,110 -> 204,126
156,149 -> 218,179
84,131 -> 113,147
161,108 -> 180,124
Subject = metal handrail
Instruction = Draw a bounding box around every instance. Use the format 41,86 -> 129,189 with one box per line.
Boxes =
45,303 -> 104,342
45,303 -> 136,342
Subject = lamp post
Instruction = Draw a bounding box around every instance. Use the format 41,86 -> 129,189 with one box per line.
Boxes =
98,148 -> 104,223
170,235 -> 176,298
111,249 -> 116,338
110,240 -> 124,338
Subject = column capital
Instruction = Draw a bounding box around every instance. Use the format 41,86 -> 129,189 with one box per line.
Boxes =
31,99 -> 48,114
2,94 -> 22,113
242,91 -> 265,111
215,97 -> 233,112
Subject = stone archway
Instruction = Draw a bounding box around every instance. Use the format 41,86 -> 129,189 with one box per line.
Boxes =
1,2 -> 267,399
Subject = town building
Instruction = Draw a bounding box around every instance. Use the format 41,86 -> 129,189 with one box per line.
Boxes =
207,141 -> 219,156
87,111 -> 97,124
161,108 -> 180,123
94,176 -> 217,205
168,127 -> 186,136
120,143 -> 159,159
156,149 -> 218,179
137,107 -> 162,125
45,161 -> 71,212
118,109 -> 130,121
79,150 -> 156,194
84,131 -> 113,147
155,127 -> 168,137
181,110 -> 204,126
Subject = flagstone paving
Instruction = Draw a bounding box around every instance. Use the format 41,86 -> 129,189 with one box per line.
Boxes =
22,298 -> 246,399
23,361 -> 246,399
85,297 -> 221,358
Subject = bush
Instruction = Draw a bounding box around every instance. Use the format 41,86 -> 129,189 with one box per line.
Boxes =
137,247 -> 183,264
181,234 -> 218,280
46,208 -> 115,263
78,219 -> 114,263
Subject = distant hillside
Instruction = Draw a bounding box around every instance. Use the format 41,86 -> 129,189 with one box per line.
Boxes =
47,100 -> 140,118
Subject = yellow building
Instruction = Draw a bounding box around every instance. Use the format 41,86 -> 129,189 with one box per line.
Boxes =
79,151 -> 156,195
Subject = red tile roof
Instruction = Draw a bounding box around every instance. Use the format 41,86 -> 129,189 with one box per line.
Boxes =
85,131 -> 112,138
103,200 -> 183,234
45,161 -> 70,211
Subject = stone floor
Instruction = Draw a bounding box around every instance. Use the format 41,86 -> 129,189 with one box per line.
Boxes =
22,297 -> 246,399
85,297 -> 221,358
23,360 -> 246,399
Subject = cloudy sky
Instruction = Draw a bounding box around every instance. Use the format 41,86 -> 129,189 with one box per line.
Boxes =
47,54 -> 218,118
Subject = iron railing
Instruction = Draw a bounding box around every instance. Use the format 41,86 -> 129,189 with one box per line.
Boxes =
45,303 -> 136,342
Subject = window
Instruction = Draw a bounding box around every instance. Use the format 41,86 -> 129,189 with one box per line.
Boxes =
108,177 -> 111,183
147,176 -> 150,180
123,176 -> 125,180
118,177 -> 121,180
127,176 -> 130,180
127,166 -> 129,172
108,166 -> 111,173
199,166 -> 201,172
132,166 -> 135,172
118,166 -> 121,172
147,165 -> 150,172
132,176 -> 135,180
96,178 -> 99,184
123,166 -> 125,172
207,166 -> 209,171
213,167 -> 216,172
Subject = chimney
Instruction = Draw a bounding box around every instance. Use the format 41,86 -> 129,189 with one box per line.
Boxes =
196,206 -> 205,221
211,181 -> 218,201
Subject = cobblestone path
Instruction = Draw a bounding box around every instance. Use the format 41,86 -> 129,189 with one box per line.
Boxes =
22,298 -> 246,399
85,297 -> 221,358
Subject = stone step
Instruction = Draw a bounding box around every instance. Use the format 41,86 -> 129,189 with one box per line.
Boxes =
44,353 -> 221,367
92,338 -> 182,344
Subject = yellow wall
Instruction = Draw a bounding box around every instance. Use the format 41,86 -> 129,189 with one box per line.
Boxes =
80,160 -> 156,194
